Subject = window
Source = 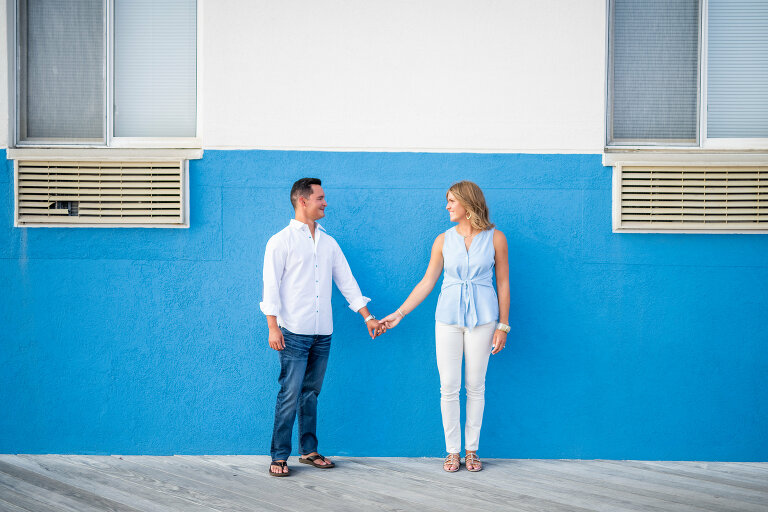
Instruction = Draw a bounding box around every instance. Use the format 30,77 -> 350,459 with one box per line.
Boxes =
14,0 -> 197,147
607,0 -> 768,148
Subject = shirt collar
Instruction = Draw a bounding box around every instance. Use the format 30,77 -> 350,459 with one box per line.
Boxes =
289,219 -> 326,232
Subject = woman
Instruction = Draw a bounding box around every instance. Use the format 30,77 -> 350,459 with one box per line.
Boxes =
381,181 -> 510,472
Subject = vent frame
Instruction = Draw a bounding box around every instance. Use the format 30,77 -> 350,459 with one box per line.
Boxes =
14,159 -> 189,228
612,163 -> 768,233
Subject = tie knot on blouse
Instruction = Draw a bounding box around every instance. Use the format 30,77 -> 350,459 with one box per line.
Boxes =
435,228 -> 499,330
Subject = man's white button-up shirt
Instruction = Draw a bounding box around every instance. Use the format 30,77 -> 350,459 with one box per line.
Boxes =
260,219 -> 370,335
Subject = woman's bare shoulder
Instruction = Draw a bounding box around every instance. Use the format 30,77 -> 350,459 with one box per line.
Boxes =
433,232 -> 446,249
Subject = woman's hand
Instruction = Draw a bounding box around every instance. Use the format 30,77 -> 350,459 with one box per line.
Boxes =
491,330 -> 507,354
381,312 -> 403,329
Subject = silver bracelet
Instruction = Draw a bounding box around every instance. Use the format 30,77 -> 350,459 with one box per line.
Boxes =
397,308 -> 405,318
364,314 -> 375,322
496,322 -> 510,333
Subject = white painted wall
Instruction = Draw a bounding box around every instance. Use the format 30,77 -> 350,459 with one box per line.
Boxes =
0,0 -> 606,153
202,0 -> 606,152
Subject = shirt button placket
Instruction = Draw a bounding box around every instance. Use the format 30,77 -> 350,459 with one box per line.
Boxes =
314,238 -> 320,333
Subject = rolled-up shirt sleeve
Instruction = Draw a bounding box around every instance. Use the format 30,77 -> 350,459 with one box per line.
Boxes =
331,242 -> 370,312
259,235 -> 286,316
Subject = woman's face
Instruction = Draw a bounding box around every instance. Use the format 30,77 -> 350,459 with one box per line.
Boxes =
446,191 -> 467,223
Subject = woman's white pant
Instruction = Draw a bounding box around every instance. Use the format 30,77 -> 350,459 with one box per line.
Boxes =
435,321 -> 495,454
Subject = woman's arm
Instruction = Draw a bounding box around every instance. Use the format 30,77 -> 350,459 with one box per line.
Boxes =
492,229 -> 510,354
381,234 -> 445,328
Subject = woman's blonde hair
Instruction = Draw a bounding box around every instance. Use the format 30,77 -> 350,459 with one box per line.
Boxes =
447,181 -> 494,231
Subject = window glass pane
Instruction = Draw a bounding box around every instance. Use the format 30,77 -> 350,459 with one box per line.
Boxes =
707,0 -> 768,138
18,0 -> 104,141
114,0 -> 196,137
610,0 -> 699,143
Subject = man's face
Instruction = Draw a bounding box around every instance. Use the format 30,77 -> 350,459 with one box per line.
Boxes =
300,184 -> 327,220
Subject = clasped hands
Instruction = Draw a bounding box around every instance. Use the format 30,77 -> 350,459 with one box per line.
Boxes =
372,311 -> 507,354
367,310 -> 405,339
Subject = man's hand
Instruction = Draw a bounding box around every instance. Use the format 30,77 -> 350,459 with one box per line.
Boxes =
268,326 -> 285,351
366,319 -> 386,339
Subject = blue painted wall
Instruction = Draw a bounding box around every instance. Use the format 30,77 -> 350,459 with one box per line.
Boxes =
2,149 -> 767,460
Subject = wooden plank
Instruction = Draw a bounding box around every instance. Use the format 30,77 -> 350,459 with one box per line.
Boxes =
553,461 -> 768,511
71,456 -> 289,512
637,461 -> 768,487
174,456 -> 438,512
225,456 -> 510,512
728,462 -> 768,474
127,455 -> 358,512
258,456 -> 525,512
0,494 -> 33,512
372,457 -> 703,512
479,458 -> 711,511
0,462 -> 128,512
599,460 -> 768,494
373,457 -> 662,512
229,456 -> 595,512
4,455 -> 216,512
475,459 -> 750,512
198,456 -> 456,512
0,477 -> 72,512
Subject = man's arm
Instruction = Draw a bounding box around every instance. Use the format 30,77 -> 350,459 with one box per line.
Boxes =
260,236 -> 287,351
330,242 -> 382,339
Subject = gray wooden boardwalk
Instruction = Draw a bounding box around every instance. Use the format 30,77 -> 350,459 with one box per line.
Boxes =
0,455 -> 766,512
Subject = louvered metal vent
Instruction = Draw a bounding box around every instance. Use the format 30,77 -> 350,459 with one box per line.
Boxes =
15,160 -> 186,226
615,166 -> 767,231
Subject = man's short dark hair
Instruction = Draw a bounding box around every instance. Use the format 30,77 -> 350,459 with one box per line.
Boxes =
290,178 -> 322,209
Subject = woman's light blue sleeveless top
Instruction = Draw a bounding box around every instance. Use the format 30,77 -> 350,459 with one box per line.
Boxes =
435,227 -> 499,330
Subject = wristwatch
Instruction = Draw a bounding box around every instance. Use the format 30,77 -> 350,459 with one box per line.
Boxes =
496,322 -> 510,333
364,314 -> 375,322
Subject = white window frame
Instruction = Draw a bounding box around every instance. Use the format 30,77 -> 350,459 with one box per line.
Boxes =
605,0 -> 768,152
9,0 -> 203,151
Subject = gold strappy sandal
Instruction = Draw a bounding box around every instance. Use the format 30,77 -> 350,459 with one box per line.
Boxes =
443,453 -> 460,472
465,452 -> 483,472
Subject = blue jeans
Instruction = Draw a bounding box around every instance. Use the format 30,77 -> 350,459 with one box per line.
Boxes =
270,328 -> 332,461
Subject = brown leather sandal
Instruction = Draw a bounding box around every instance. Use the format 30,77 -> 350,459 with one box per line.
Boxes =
269,460 -> 290,477
298,454 -> 335,468
443,453 -> 460,472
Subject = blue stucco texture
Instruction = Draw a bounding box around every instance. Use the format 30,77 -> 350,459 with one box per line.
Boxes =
1,149 -> 767,460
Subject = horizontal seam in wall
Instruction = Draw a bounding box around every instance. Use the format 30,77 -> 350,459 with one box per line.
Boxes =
216,185 -> 596,191
580,261 -> 768,270
0,257 -> 224,262
201,146 -> 604,155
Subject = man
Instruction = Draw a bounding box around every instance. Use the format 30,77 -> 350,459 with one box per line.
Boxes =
260,177 -> 385,477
